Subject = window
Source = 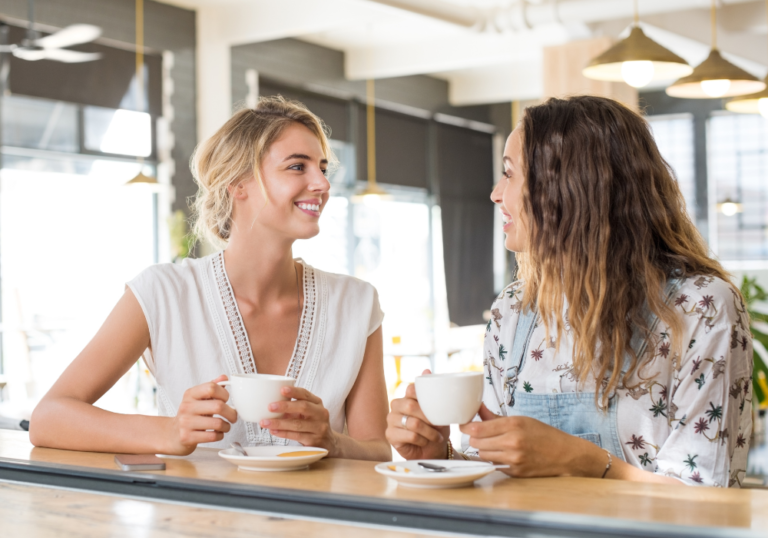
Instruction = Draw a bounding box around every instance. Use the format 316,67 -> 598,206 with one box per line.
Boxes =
84,106 -> 153,157
293,191 -> 435,345
2,95 -> 78,153
0,95 -> 160,413
647,114 -> 696,221
292,196 -> 350,276
292,186 -> 437,396
707,113 -> 768,263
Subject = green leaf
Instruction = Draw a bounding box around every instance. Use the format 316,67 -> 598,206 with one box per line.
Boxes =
694,374 -> 706,390
738,276 -> 768,404
523,381 -> 533,393
705,402 -> 723,423
649,398 -> 667,418
750,311 -> 768,324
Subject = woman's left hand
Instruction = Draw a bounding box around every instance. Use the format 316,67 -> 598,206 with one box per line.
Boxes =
459,404 -> 607,478
259,386 -> 338,454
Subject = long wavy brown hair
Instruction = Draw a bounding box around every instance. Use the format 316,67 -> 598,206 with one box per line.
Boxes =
515,95 -> 733,406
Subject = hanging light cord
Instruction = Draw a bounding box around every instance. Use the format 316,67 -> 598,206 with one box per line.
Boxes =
366,79 -> 376,186
711,0 -> 717,50
633,0 -> 639,26
136,0 -> 144,112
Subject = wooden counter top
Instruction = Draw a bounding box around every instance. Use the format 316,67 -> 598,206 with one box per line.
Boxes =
1,430 -> 766,537
0,480 -> 436,537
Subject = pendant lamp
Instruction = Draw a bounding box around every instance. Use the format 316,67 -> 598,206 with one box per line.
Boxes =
583,0 -> 692,88
725,0 -> 768,116
126,0 -> 158,186
717,197 -> 743,217
351,79 -> 389,204
666,0 -> 765,99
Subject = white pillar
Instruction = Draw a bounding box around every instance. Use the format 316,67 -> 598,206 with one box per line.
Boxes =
197,6 -> 232,142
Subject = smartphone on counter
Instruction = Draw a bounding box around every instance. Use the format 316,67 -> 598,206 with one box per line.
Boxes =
114,454 -> 166,471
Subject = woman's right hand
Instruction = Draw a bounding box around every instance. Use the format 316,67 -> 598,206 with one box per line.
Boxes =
386,369 -> 450,460
165,375 -> 238,455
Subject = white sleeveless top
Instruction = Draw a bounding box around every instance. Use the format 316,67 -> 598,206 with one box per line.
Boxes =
127,251 -> 383,449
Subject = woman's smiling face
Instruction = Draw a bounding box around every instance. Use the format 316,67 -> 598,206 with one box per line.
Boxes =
230,122 -> 331,241
491,127 -> 528,253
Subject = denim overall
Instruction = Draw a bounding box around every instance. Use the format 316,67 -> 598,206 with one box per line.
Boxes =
502,277 -> 684,459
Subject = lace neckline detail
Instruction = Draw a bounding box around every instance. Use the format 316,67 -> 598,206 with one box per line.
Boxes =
212,251 -> 316,380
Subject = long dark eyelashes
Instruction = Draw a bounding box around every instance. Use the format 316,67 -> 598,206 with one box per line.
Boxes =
289,163 -> 328,176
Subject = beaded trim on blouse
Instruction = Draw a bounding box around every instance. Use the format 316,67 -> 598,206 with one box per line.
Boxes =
212,251 -> 316,445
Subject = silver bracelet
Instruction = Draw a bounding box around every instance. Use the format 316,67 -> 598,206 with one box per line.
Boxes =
601,449 -> 612,479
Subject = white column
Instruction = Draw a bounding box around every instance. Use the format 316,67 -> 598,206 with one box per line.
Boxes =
196,6 -> 232,142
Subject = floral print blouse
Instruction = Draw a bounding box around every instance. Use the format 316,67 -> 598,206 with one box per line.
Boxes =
480,275 -> 753,487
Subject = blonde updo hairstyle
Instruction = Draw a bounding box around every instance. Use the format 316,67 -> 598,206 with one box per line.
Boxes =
191,95 -> 334,248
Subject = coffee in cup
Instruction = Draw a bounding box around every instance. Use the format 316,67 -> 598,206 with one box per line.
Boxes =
217,374 -> 296,423
414,372 -> 484,426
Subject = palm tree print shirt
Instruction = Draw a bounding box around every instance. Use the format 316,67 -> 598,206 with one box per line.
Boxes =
482,276 -> 753,487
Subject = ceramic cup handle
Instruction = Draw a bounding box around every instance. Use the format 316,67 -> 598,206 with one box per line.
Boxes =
216,380 -> 235,410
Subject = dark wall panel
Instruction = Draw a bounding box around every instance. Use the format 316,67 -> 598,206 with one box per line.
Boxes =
6,25 -> 162,116
357,104 -> 428,188
437,123 -> 495,326
258,81 -> 349,142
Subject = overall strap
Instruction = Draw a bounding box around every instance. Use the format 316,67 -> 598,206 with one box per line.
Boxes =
504,307 -> 537,413
623,275 -> 686,375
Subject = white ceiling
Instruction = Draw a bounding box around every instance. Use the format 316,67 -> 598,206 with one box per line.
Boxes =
157,0 -> 768,105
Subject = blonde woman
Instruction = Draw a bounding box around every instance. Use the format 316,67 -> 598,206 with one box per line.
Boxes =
31,97 -> 390,460
387,96 -> 753,487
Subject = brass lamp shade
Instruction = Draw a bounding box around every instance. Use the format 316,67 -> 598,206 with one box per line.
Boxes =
126,171 -> 158,185
725,75 -> 768,114
583,26 -> 692,82
351,181 -> 391,203
666,49 -> 765,98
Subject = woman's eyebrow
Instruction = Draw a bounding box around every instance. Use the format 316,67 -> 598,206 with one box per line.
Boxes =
282,153 -> 311,162
282,154 -> 328,166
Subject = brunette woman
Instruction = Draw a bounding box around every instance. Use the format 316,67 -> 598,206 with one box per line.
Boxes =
387,95 -> 752,487
31,97 -> 390,460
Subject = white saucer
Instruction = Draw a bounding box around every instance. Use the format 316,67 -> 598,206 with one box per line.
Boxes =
218,446 -> 328,472
374,459 -> 498,489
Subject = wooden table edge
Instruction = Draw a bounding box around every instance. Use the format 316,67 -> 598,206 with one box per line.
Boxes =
0,455 -> 760,538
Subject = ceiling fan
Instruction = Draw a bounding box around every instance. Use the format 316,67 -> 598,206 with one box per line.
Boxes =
0,0 -> 102,63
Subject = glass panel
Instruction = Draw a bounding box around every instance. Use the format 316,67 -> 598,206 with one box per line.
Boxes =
84,106 -> 152,157
292,192 -> 436,398
0,154 -> 158,413
647,114 -> 696,221
353,199 -> 433,346
292,196 -> 350,275
708,113 -> 768,261
328,139 -> 354,187
2,95 -> 78,152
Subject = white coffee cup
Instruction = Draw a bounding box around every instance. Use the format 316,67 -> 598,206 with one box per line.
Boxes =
217,374 -> 296,423
414,372 -> 484,426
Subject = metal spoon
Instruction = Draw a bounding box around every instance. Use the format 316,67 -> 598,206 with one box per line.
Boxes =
231,442 -> 248,456
417,461 -> 509,472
